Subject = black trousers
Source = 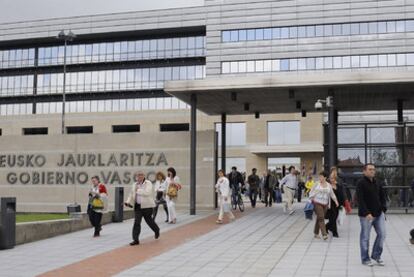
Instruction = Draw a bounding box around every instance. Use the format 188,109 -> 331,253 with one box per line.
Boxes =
264,187 -> 272,206
326,206 -> 339,236
133,204 -> 160,242
250,188 -> 258,207
297,186 -> 303,202
153,200 -> 169,221
88,208 -> 102,235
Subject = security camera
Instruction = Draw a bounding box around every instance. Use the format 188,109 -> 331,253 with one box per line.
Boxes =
315,100 -> 323,110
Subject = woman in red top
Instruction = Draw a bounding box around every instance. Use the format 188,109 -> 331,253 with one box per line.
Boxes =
88,176 -> 108,237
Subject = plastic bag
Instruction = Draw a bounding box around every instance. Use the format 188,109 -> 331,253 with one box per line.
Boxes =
337,207 -> 346,226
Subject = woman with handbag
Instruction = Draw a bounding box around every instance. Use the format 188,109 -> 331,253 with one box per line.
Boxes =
152,171 -> 169,222
87,176 -> 107,237
215,169 -> 235,224
166,167 -> 181,224
309,171 -> 339,240
326,172 -> 346,237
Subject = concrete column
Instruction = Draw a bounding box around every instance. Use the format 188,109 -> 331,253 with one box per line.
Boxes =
190,94 -> 197,215
328,99 -> 336,169
221,113 -> 226,174
398,99 -> 404,124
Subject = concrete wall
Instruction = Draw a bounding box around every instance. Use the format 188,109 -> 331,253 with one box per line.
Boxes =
0,130 -> 215,212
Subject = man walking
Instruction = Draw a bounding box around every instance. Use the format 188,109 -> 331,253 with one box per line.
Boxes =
247,168 -> 260,208
264,169 -> 276,207
357,163 -> 387,266
280,166 -> 298,215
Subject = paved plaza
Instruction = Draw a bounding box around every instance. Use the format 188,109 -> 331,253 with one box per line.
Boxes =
1,203 -> 414,277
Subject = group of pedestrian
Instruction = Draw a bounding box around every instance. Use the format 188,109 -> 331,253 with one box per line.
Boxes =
87,167 -> 181,246
307,163 -> 387,267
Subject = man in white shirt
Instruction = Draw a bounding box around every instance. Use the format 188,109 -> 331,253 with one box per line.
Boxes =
280,166 -> 298,215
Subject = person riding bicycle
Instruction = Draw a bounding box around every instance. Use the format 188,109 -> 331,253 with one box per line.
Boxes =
228,166 -> 244,206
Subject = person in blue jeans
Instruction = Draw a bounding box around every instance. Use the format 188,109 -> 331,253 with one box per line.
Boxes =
356,163 -> 387,267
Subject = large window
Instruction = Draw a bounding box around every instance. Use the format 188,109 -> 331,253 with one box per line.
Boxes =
217,157 -> 246,174
268,121 -> 300,145
221,53 -> 414,74
222,19 -> 414,42
215,123 -> 246,146
268,157 -> 301,173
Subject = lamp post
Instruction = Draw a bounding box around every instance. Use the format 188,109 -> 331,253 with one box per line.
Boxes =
315,96 -> 336,169
57,31 -> 79,214
56,30 -> 76,135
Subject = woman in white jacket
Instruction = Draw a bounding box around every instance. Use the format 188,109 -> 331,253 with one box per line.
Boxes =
215,169 -> 235,224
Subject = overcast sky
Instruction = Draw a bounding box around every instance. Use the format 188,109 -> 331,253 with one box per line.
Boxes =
0,0 -> 204,23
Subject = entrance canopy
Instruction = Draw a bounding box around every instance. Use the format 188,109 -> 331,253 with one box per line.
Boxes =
165,70 -> 414,115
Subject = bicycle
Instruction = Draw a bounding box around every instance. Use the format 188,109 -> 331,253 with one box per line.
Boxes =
231,188 -> 245,212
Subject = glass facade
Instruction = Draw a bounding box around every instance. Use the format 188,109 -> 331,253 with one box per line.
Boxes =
0,103 -> 32,116
336,122 -> 414,208
222,53 -> 414,74
37,36 -> 205,66
35,97 -> 189,115
36,65 -> 205,95
268,121 -> 300,145
0,75 -> 34,96
222,19 -> 414,42
0,48 -> 35,69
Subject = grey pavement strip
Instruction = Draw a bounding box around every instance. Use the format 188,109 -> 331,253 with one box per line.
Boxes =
0,210 -> 213,277
115,203 -> 414,277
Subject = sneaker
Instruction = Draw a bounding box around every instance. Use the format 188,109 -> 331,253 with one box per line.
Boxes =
322,235 -> 328,240
362,260 -> 375,267
289,210 -> 295,215
373,259 -> 385,266
155,231 -> 160,239
314,234 -> 321,239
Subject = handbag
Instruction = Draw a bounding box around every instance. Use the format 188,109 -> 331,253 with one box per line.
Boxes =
344,199 -> 352,214
91,198 -> 104,210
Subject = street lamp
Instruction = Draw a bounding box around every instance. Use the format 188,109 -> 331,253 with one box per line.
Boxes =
57,31 -> 79,214
56,30 -> 76,135
314,96 -> 336,170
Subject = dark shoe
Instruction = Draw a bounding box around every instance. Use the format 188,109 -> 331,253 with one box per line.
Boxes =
129,240 -> 140,246
165,219 -> 169,223
333,233 -> 339,238
155,231 -> 160,239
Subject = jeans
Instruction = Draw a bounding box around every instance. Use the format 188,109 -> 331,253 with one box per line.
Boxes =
249,188 -> 258,207
359,212 -> 386,263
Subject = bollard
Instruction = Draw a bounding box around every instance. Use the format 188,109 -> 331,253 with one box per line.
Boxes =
66,204 -> 81,214
0,197 -> 16,250
113,187 -> 124,222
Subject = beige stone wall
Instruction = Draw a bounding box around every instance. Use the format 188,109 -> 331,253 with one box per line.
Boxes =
0,130 -> 215,213
0,109 -> 324,213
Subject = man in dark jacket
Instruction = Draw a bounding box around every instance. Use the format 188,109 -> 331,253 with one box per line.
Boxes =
247,168 -> 260,208
357,163 -> 387,267
228,166 -> 244,206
